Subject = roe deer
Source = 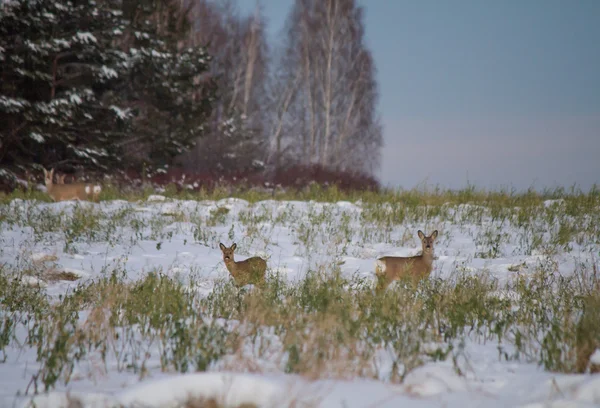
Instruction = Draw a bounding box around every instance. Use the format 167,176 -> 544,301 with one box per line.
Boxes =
43,168 -> 102,202
219,242 -> 267,287
375,230 -> 438,290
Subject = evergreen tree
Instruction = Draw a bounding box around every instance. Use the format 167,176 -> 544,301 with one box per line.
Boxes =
118,0 -> 216,169
0,0 -> 130,182
0,0 -> 215,186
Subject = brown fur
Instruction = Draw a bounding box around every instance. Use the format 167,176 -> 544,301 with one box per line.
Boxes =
575,294 -> 600,373
375,230 -> 438,290
43,168 -> 102,202
219,242 -> 267,287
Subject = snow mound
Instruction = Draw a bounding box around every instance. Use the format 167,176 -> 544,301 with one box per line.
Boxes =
30,252 -> 58,263
403,365 -> 467,397
19,275 -> 47,288
21,373 -> 291,408
20,392 -> 118,408
147,194 -> 167,202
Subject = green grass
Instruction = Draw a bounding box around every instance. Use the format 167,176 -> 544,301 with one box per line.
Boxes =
3,181 -> 598,206
1,258 -> 599,392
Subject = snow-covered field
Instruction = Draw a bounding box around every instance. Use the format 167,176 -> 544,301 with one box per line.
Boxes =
0,195 -> 599,408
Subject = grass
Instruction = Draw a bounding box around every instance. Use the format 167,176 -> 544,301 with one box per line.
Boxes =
0,185 -> 599,397
3,178 -> 598,206
1,260 -> 599,392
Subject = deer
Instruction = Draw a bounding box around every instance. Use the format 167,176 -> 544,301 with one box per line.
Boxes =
219,242 -> 267,287
375,230 -> 438,290
42,168 -> 102,202
57,174 -> 67,184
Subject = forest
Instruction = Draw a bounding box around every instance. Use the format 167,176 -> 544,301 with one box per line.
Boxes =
0,0 -> 382,192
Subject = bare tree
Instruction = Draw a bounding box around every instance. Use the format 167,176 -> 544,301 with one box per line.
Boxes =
274,0 -> 382,175
179,0 -> 269,175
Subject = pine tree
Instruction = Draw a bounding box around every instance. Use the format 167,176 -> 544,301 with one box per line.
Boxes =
0,0 -> 131,183
0,0 -> 215,187
117,0 -> 216,169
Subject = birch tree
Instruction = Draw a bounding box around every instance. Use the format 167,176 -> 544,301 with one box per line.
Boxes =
180,0 -> 269,175
275,0 -> 382,175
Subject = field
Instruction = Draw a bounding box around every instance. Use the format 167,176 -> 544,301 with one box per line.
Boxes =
1,185 -> 599,408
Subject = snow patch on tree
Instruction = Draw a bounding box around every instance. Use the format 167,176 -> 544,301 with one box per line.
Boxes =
29,132 -> 45,143
110,105 -> 131,120
99,66 -> 118,79
69,94 -> 82,105
75,32 -> 97,44
0,96 -> 28,112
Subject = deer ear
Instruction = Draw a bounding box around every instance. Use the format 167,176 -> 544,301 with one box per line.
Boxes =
231,243 -> 237,251
42,168 -> 48,176
219,243 -> 226,251
431,230 -> 438,240
417,230 -> 425,240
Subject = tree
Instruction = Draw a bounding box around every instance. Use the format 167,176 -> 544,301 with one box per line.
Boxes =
179,0 -> 269,175
0,0 -> 130,180
0,0 -> 215,186
272,0 -> 382,175
117,0 -> 216,169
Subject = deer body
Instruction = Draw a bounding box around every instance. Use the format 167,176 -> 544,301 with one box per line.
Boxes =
375,230 -> 438,290
219,242 -> 267,287
43,168 -> 102,202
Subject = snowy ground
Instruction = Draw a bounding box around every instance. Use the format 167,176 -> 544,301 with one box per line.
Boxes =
0,196 -> 599,408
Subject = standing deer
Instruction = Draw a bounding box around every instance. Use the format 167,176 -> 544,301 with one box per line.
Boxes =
219,242 -> 267,287
375,230 -> 438,290
43,168 -> 102,202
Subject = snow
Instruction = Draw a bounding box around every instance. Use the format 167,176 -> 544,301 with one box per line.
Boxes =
134,31 -> 151,40
99,65 -> 118,80
109,105 -> 131,120
52,39 -> 70,48
15,370 -> 600,408
0,95 -> 29,112
0,197 -> 599,408
69,93 -> 82,105
75,32 -> 97,44
29,132 -> 45,143
147,194 -> 167,202
150,49 -> 170,59
29,252 -> 58,263
68,145 -> 109,160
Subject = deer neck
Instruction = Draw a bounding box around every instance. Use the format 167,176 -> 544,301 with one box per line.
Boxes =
421,250 -> 434,265
224,259 -> 238,275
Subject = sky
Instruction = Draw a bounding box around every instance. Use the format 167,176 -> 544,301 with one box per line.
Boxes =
239,0 -> 600,191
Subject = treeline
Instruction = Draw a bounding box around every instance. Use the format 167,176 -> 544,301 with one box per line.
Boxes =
0,0 -> 382,191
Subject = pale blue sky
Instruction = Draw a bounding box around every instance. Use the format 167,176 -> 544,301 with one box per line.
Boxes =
239,0 -> 600,191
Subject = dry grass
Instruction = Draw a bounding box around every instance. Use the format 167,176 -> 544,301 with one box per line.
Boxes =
575,293 -> 600,374
44,270 -> 81,282
183,397 -> 258,408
